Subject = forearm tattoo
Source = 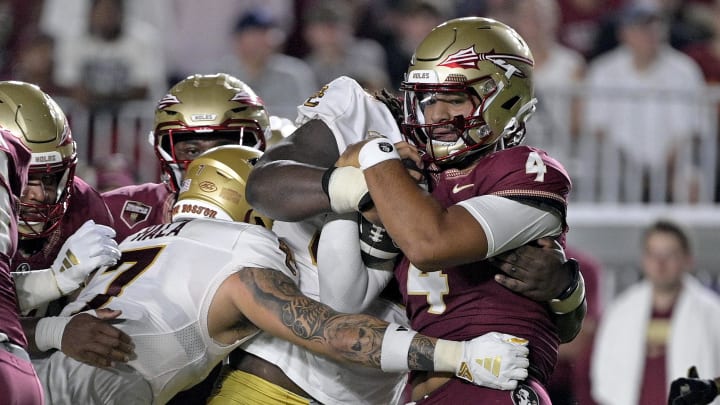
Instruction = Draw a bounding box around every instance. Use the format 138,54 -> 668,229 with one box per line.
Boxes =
240,268 -> 436,371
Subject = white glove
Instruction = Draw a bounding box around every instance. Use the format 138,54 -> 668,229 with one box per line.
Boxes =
51,220 -> 121,294
436,332 -> 530,390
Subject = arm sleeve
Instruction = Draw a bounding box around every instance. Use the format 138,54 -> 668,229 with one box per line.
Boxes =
457,195 -> 563,257
317,215 -> 393,313
12,269 -> 63,313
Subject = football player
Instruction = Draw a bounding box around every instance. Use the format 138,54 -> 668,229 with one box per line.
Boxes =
102,73 -> 270,244
0,128 -> 44,404
34,145 -> 531,405
0,81 -> 130,369
334,17 -> 584,403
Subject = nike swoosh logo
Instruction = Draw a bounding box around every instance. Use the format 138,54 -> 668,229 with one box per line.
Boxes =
453,183 -> 474,193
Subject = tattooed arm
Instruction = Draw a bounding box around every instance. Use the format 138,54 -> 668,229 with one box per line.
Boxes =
209,267 -> 531,390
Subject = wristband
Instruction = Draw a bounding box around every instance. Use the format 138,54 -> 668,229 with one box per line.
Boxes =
549,272 -> 586,315
35,316 -> 73,352
322,166 -> 369,213
555,258 -> 580,300
433,338 -> 464,373
380,323 -> 417,372
358,138 -> 401,170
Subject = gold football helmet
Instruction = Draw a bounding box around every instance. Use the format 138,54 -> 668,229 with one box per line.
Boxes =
401,17 -> 537,165
152,73 -> 271,192
173,144 -> 272,229
0,81 -> 77,238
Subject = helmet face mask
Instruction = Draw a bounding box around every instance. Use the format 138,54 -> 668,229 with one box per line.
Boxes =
152,73 -> 270,192
173,144 -> 273,230
0,81 -> 77,238
401,17 -> 537,166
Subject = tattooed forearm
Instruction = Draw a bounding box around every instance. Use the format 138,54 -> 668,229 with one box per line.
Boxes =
240,267 -> 411,369
408,335 -> 436,371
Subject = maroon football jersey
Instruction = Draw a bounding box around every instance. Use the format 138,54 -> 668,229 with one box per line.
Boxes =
12,177 -> 114,273
0,130 -> 31,347
102,182 -> 175,243
396,146 -> 571,386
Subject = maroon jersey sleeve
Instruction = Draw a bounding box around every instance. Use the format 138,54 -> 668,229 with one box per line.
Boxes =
0,130 -> 30,347
433,146 -> 571,226
102,183 -> 175,243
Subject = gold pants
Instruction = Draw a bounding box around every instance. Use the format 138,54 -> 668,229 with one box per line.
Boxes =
207,368 -> 310,405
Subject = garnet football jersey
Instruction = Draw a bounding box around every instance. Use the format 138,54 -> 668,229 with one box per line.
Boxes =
102,182 -> 175,243
396,145 -> 571,384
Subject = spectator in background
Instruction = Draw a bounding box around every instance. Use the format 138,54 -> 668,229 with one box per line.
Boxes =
53,0 -> 165,113
216,8 -> 317,120
508,0 -> 586,166
302,1 -> 390,92
583,2 -> 706,203
592,219 -> 720,405
556,0 -> 625,60
0,0 -> 45,78
381,0 -> 445,91
682,0 -> 720,83
681,0 -> 720,202
10,32 -> 67,96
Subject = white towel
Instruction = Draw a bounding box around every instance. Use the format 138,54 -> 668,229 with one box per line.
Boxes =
591,274 -> 720,405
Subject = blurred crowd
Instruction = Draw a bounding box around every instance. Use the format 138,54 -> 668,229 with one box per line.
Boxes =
2,0 -> 720,200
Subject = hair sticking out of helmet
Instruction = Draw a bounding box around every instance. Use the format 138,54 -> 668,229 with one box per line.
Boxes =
151,73 -> 271,192
172,144 -> 273,230
400,17 -> 537,166
0,80 -> 77,238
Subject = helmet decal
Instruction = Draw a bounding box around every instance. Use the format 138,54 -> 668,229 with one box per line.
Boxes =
230,91 -> 263,105
439,47 -> 532,79
157,94 -> 181,110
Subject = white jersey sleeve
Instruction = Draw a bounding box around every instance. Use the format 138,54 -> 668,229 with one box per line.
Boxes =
295,76 -> 403,153
317,215 -> 393,313
457,195 -> 563,257
230,224 -> 299,284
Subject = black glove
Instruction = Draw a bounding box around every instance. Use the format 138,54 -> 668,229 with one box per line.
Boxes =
669,376 -> 719,405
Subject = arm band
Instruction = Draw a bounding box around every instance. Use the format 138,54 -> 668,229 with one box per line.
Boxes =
359,138 -> 401,170
433,338 -> 463,373
322,166 -> 369,213
549,272 -> 586,315
380,323 -> 418,372
35,316 -> 72,352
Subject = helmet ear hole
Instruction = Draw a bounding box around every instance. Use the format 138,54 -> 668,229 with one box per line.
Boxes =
501,96 -> 520,110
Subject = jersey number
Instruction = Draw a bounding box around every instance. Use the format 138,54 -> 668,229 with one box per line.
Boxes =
407,265 -> 449,314
80,246 -> 165,311
525,151 -> 547,182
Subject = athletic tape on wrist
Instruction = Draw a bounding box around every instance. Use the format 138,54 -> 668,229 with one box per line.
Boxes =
380,323 -> 417,372
325,166 -> 369,213
433,338 -> 464,373
35,316 -> 73,352
358,138 -> 400,171
549,272 -> 586,314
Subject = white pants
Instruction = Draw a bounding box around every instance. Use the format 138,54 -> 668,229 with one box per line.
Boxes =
33,351 -> 153,404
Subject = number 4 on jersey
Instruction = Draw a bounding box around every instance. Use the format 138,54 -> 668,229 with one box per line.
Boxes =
525,151 -> 547,182
407,265 -> 449,314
